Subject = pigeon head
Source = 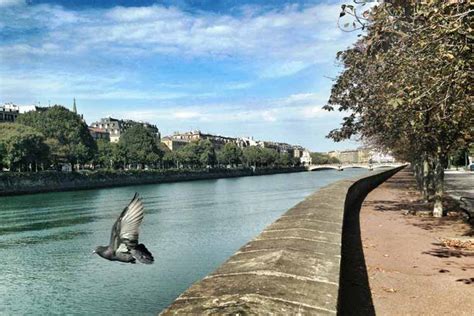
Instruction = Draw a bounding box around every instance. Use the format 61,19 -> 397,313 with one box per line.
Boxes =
93,246 -> 108,256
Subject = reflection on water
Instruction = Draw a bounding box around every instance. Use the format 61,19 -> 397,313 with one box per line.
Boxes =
0,170 -> 366,315
0,231 -> 91,249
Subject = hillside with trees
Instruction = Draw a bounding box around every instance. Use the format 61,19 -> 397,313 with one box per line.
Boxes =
16,105 -> 97,170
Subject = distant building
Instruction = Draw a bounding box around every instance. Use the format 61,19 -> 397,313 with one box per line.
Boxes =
235,137 -> 260,148
292,146 -> 304,159
161,136 -> 189,151
290,146 -> 311,165
88,127 -> 110,142
328,150 -> 359,163
328,148 -> 396,164
163,130 -> 313,166
300,150 -> 312,166
72,98 -> 77,114
19,105 -> 40,113
261,141 -> 294,155
357,148 -> 372,163
90,117 -> 160,143
0,103 -> 20,123
168,130 -> 235,150
370,150 -> 396,163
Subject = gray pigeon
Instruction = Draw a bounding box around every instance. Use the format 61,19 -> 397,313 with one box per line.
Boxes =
93,193 -> 154,264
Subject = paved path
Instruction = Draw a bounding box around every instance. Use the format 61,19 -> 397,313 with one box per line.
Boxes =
445,170 -> 474,200
360,168 -> 474,316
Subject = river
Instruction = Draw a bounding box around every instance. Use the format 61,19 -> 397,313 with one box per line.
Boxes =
0,169 -> 367,315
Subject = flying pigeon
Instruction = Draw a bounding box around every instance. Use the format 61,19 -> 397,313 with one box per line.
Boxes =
93,193 -> 154,264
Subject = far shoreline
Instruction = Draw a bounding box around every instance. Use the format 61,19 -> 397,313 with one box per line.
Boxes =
0,167 -> 309,197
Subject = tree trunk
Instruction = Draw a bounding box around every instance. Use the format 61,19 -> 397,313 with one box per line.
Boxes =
432,153 -> 446,218
422,156 -> 431,202
413,160 -> 423,190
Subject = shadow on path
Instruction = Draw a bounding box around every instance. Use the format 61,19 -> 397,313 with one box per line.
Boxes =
423,243 -> 474,259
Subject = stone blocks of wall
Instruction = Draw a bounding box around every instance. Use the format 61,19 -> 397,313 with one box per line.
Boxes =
160,166 -> 405,315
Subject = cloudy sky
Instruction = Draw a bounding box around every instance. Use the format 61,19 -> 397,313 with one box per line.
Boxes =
0,0 -> 361,151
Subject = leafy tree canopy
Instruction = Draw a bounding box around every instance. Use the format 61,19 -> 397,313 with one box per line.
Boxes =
16,105 -> 97,166
221,142 -> 243,166
0,123 -> 49,171
310,152 -> 340,165
327,1 -> 472,216
119,124 -> 163,167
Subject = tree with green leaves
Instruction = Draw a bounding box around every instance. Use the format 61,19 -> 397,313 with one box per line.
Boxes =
242,146 -> 261,167
221,142 -> 243,167
277,152 -> 292,167
119,124 -> 163,169
261,148 -> 278,166
162,150 -> 178,169
198,139 -> 217,168
175,139 -> 217,169
310,152 -> 341,165
96,139 -> 115,169
242,146 -> 279,168
16,105 -> 97,170
177,142 -> 201,168
327,1 -> 472,216
0,143 -> 5,170
0,123 -> 50,172
450,147 -> 469,168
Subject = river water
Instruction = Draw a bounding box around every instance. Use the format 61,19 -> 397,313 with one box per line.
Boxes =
0,169 -> 367,315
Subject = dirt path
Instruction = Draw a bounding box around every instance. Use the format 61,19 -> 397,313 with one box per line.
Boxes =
360,168 -> 474,315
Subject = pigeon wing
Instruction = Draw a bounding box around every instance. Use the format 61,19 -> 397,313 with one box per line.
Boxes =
109,193 -> 145,251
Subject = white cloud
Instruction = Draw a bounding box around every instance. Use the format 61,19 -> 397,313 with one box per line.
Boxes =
104,92 -> 343,127
260,61 -> 308,79
223,81 -> 254,90
0,69 -> 204,103
0,1 -> 355,76
173,111 -> 201,119
0,0 -> 23,7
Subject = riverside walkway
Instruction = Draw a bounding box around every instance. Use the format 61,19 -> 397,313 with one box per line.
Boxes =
445,170 -> 474,200
160,166 -> 405,315
445,170 -> 474,218
359,168 -> 474,315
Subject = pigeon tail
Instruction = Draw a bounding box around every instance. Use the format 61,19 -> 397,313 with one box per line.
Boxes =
131,244 -> 154,264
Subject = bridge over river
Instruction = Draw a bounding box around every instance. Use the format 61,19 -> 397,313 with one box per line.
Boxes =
307,163 -> 404,171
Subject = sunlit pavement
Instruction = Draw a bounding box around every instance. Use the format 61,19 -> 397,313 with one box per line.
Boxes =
444,170 -> 474,200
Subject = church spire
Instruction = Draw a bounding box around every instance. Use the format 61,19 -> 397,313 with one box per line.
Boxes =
73,98 -> 77,114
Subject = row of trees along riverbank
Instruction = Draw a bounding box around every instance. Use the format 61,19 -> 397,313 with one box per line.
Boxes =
0,106 -> 303,173
326,1 -> 472,217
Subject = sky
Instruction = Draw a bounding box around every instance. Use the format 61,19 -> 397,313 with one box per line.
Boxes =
0,0 -> 362,151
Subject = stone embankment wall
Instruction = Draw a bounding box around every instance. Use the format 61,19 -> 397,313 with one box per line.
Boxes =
0,167 -> 306,196
160,166 -> 405,315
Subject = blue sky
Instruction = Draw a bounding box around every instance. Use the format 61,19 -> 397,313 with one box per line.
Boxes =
0,0 -> 361,151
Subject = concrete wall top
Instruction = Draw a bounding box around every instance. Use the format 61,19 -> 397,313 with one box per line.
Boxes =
160,166 -> 405,315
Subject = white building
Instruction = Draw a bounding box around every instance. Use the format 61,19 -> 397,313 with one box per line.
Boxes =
0,103 -> 20,122
370,150 -> 396,163
19,105 -> 39,113
300,150 -> 312,166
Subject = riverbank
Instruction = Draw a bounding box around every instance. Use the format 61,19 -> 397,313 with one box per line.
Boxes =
360,168 -> 474,315
0,167 -> 306,196
160,166 -> 404,314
